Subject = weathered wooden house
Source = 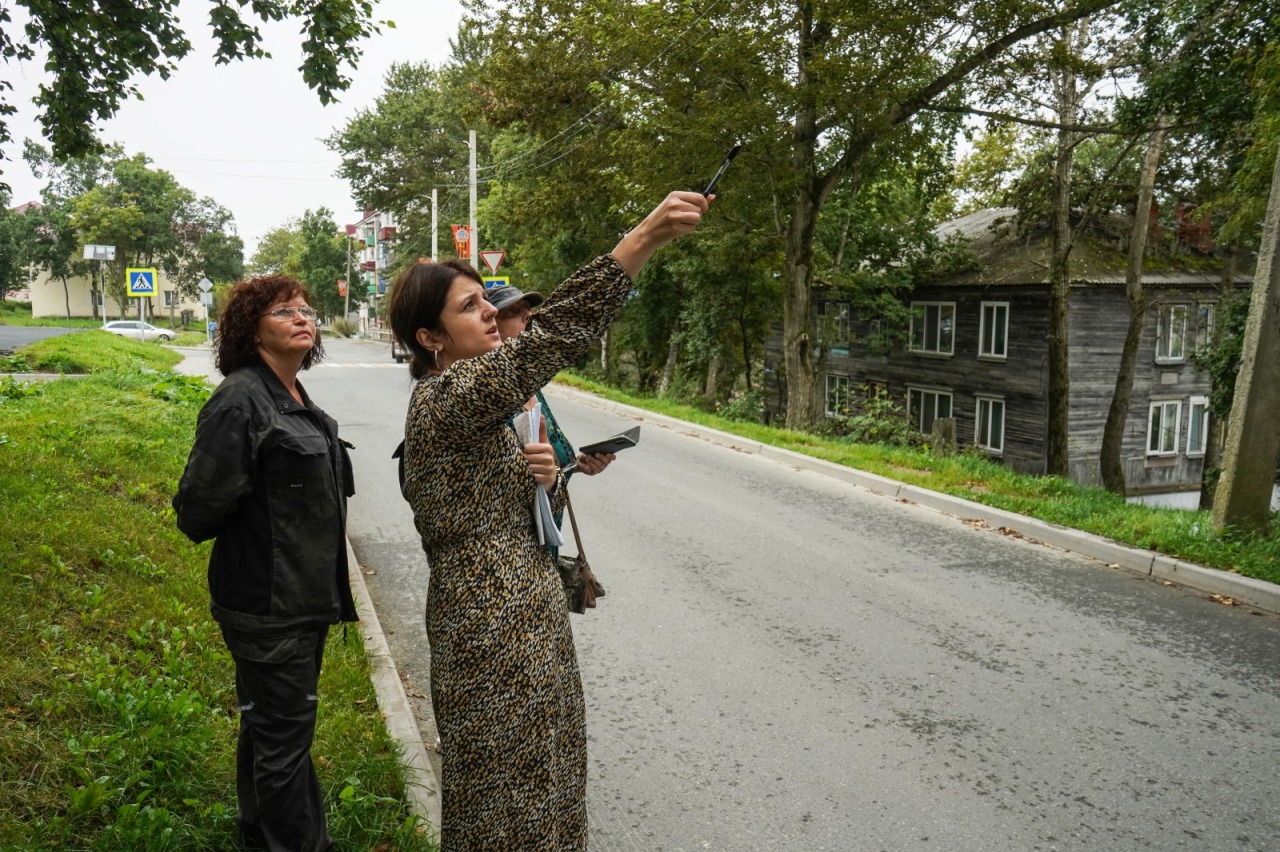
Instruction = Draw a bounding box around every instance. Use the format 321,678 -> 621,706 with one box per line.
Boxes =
772,207 -> 1250,494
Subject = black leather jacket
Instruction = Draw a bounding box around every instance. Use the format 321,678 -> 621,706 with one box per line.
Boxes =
173,364 -> 358,632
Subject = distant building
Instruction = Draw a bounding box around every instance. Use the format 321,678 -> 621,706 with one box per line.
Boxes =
766,207 -> 1250,494
29,269 -> 204,327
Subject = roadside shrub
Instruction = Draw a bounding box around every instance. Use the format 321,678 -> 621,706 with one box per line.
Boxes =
717,388 -> 765,423
330,318 -> 356,338
837,385 -> 920,447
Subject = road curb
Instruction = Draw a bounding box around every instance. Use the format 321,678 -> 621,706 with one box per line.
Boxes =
345,538 -> 443,837
548,383 -> 1280,617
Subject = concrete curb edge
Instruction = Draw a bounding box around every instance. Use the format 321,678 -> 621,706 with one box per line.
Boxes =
549,383 -> 1280,617
345,538 -> 443,838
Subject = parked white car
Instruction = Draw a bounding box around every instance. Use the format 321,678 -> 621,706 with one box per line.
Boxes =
101,320 -> 176,342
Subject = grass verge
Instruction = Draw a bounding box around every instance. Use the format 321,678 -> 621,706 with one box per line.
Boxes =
0,300 -> 102,328
0,365 -> 435,850
557,371 -> 1280,586
0,331 -> 181,374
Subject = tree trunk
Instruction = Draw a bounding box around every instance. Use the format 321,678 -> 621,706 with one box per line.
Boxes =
783,0 -> 822,430
62,278 -> 71,319
599,328 -> 609,376
704,353 -> 721,404
738,311 -> 753,392
1100,122 -> 1168,493
1199,247 -> 1236,510
1212,143 -> 1280,533
658,319 -> 680,397
1045,22 -> 1087,478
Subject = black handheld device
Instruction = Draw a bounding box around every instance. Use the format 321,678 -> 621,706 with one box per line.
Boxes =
702,142 -> 741,197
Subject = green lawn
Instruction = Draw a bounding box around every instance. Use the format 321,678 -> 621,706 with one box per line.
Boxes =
0,339 -> 435,849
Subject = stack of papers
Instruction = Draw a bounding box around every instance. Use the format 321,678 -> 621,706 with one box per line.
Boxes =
511,402 -> 565,548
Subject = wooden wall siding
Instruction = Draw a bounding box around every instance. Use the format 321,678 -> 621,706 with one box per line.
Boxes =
831,285 -> 1051,474
1066,283 -> 1219,491
765,279 -> 1234,492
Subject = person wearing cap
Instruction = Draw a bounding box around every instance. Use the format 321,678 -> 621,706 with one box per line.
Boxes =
487,283 -> 616,508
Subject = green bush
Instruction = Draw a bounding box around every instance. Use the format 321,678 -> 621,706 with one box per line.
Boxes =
329,318 -> 357,338
716,388 -> 765,423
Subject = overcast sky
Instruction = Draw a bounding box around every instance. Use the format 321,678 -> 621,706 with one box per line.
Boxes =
1,0 -> 464,256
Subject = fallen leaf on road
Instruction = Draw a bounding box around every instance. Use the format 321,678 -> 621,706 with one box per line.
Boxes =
1209,594 -> 1239,606
962,518 -> 991,530
363,569 -> 377,576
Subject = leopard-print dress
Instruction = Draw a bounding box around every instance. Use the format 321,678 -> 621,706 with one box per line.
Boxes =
402,255 -> 632,851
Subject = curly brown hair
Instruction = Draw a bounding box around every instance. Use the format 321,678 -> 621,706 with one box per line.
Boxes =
215,275 -> 326,375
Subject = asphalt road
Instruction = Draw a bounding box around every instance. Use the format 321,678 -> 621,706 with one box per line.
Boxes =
297,337 -> 1280,852
0,325 -> 85,353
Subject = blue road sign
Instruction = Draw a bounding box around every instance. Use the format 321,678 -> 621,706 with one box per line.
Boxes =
126,267 -> 158,296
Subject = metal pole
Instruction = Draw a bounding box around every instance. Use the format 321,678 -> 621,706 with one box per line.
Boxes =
372,212 -> 380,321
469,130 -> 478,271
344,235 -> 351,320
431,188 -> 438,262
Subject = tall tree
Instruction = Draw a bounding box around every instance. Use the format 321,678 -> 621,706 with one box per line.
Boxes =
0,0 -> 385,188
471,0 -> 1125,428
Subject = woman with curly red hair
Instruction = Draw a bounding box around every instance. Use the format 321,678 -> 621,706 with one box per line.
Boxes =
174,274 -> 356,851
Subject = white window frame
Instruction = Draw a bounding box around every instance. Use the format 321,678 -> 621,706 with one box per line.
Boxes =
825,374 -> 850,418
162,290 -> 178,308
1156,303 -> 1189,362
975,395 -> 1006,455
978,301 -> 1009,360
1147,399 -> 1182,456
1195,302 -> 1216,352
816,300 -> 851,345
908,301 -> 956,356
908,386 -> 953,434
1187,396 -> 1209,457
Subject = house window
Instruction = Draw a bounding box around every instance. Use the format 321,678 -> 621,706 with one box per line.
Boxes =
975,396 -> 1005,455
825,374 -> 851,417
909,302 -> 955,355
163,291 -> 178,308
816,300 -> 851,345
908,387 -> 953,434
1187,396 -> 1209,456
1156,304 -> 1189,362
1147,400 -> 1181,456
1195,303 -> 1215,352
978,302 -> 1009,359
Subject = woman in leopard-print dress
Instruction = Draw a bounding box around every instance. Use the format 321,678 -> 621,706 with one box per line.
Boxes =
388,192 -> 708,851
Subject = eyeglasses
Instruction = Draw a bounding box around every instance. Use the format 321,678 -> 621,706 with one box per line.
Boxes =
263,306 -> 318,322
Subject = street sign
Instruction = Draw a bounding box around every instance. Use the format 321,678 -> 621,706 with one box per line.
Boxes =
337,279 -> 348,297
482,276 -> 509,290
83,244 -> 115,261
125,267 -> 157,297
198,277 -> 213,293
480,250 -> 506,275
200,292 -> 214,307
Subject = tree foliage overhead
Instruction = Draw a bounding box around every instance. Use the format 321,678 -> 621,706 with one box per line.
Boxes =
0,0 -> 387,187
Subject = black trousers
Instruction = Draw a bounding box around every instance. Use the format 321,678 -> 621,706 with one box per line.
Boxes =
221,624 -> 333,852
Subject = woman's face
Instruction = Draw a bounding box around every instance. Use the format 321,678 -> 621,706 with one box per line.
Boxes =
255,293 -> 316,363
435,275 -> 501,366
496,302 -> 533,341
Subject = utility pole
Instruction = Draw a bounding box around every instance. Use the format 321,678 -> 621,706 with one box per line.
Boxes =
344,234 -> 352,320
469,129 -> 478,271
431,188 -> 438,262
1212,144 -> 1280,534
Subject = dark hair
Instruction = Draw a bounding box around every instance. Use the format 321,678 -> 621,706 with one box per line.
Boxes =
388,259 -> 483,380
215,275 -> 326,375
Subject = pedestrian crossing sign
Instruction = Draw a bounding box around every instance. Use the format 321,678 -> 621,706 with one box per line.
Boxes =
126,268 -> 157,296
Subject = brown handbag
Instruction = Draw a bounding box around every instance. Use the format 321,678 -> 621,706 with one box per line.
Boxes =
557,488 -> 605,614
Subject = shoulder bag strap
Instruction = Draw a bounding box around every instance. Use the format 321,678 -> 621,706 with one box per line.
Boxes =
563,487 -> 586,561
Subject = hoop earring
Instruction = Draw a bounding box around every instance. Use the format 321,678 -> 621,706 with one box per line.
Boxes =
433,349 -> 440,370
